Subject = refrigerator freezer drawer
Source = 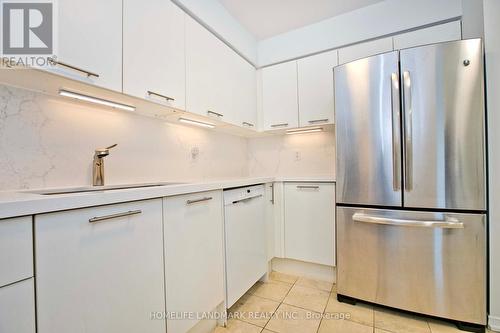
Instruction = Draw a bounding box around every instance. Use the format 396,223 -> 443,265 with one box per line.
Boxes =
337,206 -> 486,325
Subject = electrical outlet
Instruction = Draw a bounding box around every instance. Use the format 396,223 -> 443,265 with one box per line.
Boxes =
295,151 -> 301,161
191,147 -> 200,161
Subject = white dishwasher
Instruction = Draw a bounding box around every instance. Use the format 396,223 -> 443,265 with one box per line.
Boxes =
224,185 -> 267,308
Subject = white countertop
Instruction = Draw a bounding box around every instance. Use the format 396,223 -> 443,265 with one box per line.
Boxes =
0,176 -> 335,219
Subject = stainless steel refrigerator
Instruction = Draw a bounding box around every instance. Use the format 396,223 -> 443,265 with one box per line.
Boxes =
334,39 -> 487,329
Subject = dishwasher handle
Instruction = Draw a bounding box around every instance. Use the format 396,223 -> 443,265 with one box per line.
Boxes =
232,194 -> 263,204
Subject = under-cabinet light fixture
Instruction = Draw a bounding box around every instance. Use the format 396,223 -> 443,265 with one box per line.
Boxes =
286,127 -> 324,135
59,90 -> 136,112
178,117 -> 215,129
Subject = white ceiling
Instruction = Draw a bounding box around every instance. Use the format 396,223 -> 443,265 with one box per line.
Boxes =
218,0 -> 385,40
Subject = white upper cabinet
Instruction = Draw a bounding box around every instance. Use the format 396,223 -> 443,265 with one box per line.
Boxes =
186,16 -> 256,128
53,0 -> 122,91
338,37 -> 393,65
123,0 -> 185,110
186,15 -> 228,119
297,50 -> 337,127
230,55 -> 257,129
393,21 -> 462,50
261,61 -> 299,130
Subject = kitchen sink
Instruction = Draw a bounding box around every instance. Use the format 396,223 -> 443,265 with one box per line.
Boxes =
27,182 -> 184,195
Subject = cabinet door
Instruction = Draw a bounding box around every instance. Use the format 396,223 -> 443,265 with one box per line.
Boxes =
123,0 -> 185,109
393,21 -> 461,50
230,56 -> 257,129
261,61 -> 299,130
0,279 -> 36,333
35,199 -> 166,333
298,50 -> 337,127
284,183 -> 335,266
164,191 -> 224,333
0,216 -> 33,287
185,16 -> 230,120
338,37 -> 393,65
51,0 -> 122,91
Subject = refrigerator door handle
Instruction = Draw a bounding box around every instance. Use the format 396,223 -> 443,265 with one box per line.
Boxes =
403,71 -> 413,192
352,213 -> 464,229
391,73 -> 401,191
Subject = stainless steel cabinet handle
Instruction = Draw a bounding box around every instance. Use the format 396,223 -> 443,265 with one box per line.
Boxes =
242,122 -> 254,127
391,73 -> 402,191
186,197 -> 213,205
89,210 -> 142,223
352,213 -> 464,229
49,58 -> 99,78
271,123 -> 288,128
297,185 -> 320,189
147,90 -> 175,101
308,118 -> 329,124
232,194 -> 263,204
403,71 -> 413,192
207,110 -> 223,117
270,183 -> 275,204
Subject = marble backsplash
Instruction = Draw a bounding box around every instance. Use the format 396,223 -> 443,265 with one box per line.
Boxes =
0,84 -> 335,191
247,130 -> 335,178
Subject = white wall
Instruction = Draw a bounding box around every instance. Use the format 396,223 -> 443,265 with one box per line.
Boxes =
257,0 -> 462,66
172,0 -> 257,65
483,0 -> 500,330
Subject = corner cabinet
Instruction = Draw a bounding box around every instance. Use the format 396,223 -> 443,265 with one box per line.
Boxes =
123,0 -> 186,110
185,16 -> 257,129
49,0 -> 123,91
284,182 -> 336,266
260,50 -> 338,131
261,61 -> 299,130
35,199 -> 166,333
163,191 -> 225,333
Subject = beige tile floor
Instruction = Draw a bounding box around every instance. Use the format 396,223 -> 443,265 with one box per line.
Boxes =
214,271 -> 496,333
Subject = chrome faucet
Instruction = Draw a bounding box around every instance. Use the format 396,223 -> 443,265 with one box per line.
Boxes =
93,144 -> 117,186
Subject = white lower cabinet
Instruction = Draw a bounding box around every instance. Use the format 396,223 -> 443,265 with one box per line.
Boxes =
163,191 -> 225,333
284,183 -> 336,266
0,278 -> 36,333
35,199 -> 166,333
0,216 -> 33,287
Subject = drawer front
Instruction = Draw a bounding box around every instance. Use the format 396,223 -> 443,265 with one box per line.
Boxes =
0,216 -> 33,287
0,278 -> 36,333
